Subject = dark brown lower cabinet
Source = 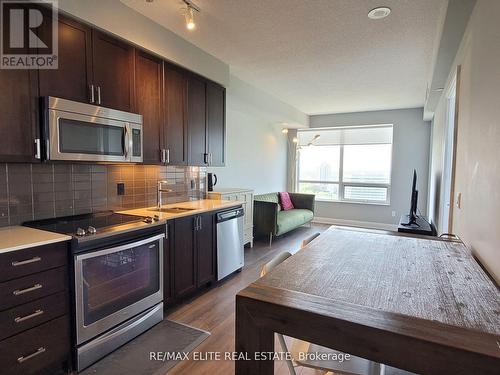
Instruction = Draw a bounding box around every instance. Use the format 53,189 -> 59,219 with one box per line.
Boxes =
196,213 -> 215,286
172,216 -> 197,298
163,222 -> 174,306
0,241 -> 71,375
0,316 -> 69,375
168,212 -> 216,304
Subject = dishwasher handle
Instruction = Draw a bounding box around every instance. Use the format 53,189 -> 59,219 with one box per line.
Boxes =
216,208 -> 244,223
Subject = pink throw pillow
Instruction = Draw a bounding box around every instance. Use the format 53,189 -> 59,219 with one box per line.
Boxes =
279,192 -> 294,211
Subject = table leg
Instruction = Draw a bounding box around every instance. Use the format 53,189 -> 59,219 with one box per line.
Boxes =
235,295 -> 274,375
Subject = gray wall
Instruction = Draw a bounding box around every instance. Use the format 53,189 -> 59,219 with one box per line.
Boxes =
309,108 -> 431,226
428,0 -> 500,283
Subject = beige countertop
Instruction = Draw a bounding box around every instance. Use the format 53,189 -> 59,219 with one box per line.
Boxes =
0,226 -> 71,254
207,188 -> 253,194
119,199 -> 244,222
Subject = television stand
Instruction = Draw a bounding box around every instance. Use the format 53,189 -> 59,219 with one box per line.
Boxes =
398,215 -> 436,236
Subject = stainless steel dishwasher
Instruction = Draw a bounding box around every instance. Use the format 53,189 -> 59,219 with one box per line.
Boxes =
216,207 -> 245,280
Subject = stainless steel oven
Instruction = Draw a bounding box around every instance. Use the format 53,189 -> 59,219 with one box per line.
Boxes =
74,233 -> 164,370
43,96 -> 143,163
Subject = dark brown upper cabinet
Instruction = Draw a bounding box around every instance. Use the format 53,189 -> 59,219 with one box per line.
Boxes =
187,75 -> 208,166
92,30 -> 134,112
206,82 -> 226,167
0,69 -> 39,162
38,14 -> 93,103
134,49 -> 163,164
163,64 -> 188,165
39,16 -> 133,112
1,6 -> 226,165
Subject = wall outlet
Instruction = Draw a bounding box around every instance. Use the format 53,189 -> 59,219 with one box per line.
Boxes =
117,183 -> 125,196
391,210 -> 396,217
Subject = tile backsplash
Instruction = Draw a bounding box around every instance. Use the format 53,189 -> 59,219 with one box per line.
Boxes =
0,164 -> 206,227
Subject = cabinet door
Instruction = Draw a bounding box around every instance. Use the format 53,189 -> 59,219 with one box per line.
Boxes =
163,223 -> 174,307
164,65 -> 187,165
206,82 -> 225,166
134,50 -> 163,164
187,75 -> 207,166
38,14 -> 92,103
0,69 -> 38,162
92,30 -> 133,111
173,216 -> 197,298
196,213 -> 215,286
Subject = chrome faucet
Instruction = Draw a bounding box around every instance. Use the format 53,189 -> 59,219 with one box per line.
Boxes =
157,180 -> 173,209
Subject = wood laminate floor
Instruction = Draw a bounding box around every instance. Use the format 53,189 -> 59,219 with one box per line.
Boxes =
165,224 -> 413,375
165,224 -> 330,375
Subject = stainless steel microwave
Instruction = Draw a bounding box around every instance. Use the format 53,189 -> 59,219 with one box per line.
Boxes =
42,97 -> 143,163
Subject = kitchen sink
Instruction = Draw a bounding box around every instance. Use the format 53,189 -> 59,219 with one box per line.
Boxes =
149,207 -> 196,213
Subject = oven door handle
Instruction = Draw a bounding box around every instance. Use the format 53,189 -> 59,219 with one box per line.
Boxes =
75,233 -> 166,261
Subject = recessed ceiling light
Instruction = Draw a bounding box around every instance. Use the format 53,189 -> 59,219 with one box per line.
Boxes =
368,7 -> 391,20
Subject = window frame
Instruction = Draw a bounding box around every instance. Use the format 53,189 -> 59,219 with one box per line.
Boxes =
296,126 -> 393,205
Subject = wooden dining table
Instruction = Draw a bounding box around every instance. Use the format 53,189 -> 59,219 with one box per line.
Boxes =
235,226 -> 500,375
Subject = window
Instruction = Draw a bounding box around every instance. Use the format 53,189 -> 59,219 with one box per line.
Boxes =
296,125 -> 393,204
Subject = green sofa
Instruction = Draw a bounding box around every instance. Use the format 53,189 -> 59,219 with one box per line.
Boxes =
253,192 -> 315,245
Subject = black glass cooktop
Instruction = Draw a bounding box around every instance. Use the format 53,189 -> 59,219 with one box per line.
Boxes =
24,211 -> 147,237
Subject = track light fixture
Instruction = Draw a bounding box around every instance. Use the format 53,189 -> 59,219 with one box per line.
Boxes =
182,0 -> 200,31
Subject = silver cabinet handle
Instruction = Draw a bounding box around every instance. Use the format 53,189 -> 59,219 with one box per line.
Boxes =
166,149 -> 170,164
89,84 -> 95,103
13,283 -> 42,296
15,309 -> 44,323
17,347 -> 46,363
12,256 -> 41,267
123,126 -> 129,159
34,139 -> 41,160
194,216 -> 201,230
161,149 -> 166,163
97,86 -> 102,105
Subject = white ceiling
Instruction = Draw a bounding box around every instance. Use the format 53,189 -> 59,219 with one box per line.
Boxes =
121,0 -> 447,115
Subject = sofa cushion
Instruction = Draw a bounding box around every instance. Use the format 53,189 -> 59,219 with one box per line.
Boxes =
278,192 -> 294,211
276,209 -> 314,236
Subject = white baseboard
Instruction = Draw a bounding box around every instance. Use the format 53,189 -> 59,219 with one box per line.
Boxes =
312,216 -> 398,232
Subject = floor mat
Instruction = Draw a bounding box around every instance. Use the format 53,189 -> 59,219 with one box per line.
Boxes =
81,319 -> 210,375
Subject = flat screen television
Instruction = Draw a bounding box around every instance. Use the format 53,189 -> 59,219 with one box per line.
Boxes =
402,169 -> 418,225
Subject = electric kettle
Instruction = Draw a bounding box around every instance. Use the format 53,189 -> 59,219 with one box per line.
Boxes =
207,173 -> 217,191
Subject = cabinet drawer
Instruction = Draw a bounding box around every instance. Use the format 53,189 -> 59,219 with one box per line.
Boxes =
0,316 -> 70,375
0,291 -> 68,341
0,267 -> 67,311
0,242 -> 68,282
